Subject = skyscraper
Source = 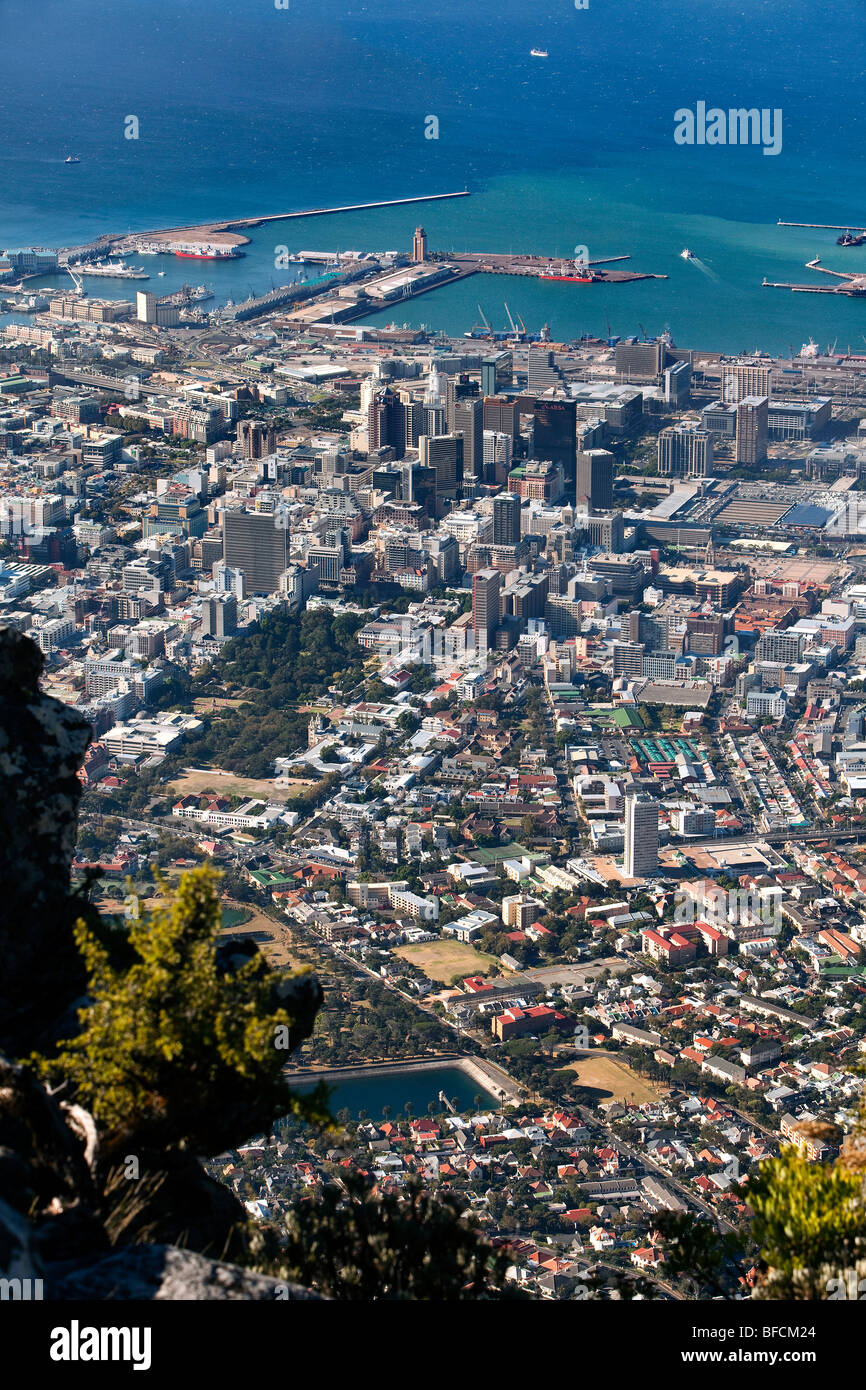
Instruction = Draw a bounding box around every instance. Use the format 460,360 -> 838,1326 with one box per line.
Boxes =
532,399 -> 577,493
721,362 -> 773,404
493,492 -> 521,545
483,395 -> 519,445
576,448 -> 615,511
237,420 -> 276,459
419,433 -> 464,498
222,509 -> 288,595
453,397 -> 484,482
735,396 -> 769,465
481,359 -> 498,398
201,592 -> 238,639
657,427 -> 714,478
445,374 -> 479,427
472,567 -> 502,649
368,387 -> 405,457
623,793 -> 659,878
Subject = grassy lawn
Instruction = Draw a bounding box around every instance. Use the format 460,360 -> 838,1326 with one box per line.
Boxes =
192,697 -> 249,713
169,769 -> 309,803
220,906 -> 251,929
565,1052 -> 664,1106
395,940 -> 503,984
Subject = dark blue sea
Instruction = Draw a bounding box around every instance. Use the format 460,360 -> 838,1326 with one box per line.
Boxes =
3,0 -> 866,351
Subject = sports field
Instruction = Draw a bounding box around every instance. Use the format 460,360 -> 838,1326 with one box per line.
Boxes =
395,940 -> 502,984
565,1053 -> 664,1106
170,768 -> 315,802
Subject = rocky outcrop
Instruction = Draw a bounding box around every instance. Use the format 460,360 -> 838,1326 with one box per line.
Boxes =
52,1246 -> 321,1300
0,625 -> 92,1055
0,625 -> 324,1299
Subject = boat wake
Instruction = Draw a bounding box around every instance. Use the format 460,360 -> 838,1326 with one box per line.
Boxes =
684,253 -> 719,283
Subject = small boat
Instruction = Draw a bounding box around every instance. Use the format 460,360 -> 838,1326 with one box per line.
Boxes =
64,155 -> 81,164
530,48 -> 549,58
157,271 -> 166,276
681,248 -> 695,260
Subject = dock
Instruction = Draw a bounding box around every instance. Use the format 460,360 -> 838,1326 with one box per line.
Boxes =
449,251 -> 666,283
778,220 -> 866,231
763,256 -> 866,297
762,280 -> 866,297
62,191 -> 472,259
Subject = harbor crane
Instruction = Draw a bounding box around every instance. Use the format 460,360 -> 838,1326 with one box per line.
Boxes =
64,264 -> 87,295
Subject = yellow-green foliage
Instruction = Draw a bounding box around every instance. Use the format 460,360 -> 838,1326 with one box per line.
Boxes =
36,866 -> 328,1153
747,1146 -> 865,1296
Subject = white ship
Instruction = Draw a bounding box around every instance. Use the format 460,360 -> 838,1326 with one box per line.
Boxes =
681,248 -> 695,260
530,48 -> 549,57
72,259 -> 149,280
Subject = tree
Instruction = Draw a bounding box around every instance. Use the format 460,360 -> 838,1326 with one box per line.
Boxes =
747,1139 -> 866,1299
275,1172 -> 520,1300
35,866 -> 326,1156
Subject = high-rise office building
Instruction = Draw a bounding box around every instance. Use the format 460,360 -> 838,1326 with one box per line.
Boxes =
527,350 -> 568,391
401,397 -> 426,450
721,362 -> 773,404
576,447 -> 615,511
686,613 -> 725,655
222,509 -> 288,595
532,399 -> 577,492
657,426 -> 714,478
237,420 -> 276,459
623,792 -> 659,878
735,396 -> 769,465
445,374 -> 479,427
419,433 -> 464,497
453,397 -> 484,481
472,567 -> 502,648
615,338 -> 671,381
202,592 -> 238,639
368,387 -> 405,457
493,492 -> 521,545
483,395 -> 520,445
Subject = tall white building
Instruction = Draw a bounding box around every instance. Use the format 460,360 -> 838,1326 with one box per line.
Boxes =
623,793 -> 659,878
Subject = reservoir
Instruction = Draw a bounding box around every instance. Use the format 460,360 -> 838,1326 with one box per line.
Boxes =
293,1064 -> 500,1120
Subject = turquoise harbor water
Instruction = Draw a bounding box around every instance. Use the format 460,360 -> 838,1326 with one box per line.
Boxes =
3,0 -> 866,351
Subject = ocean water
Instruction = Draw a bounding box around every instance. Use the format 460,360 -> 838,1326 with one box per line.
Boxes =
3,0 -> 866,352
